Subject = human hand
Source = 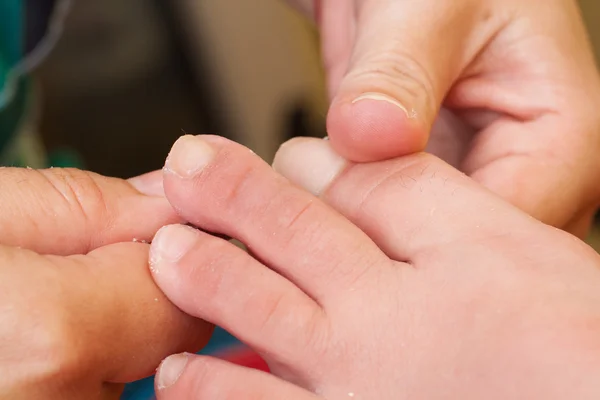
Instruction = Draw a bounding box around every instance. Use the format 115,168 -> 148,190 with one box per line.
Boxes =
0,168 -> 213,399
150,135 -> 600,399
286,0 -> 600,235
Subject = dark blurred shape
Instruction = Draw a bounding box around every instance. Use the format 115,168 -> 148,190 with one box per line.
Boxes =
36,0 -> 233,178
282,99 -> 326,142
24,0 -> 56,52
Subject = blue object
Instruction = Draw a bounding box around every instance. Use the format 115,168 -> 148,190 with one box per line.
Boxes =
0,0 -> 72,165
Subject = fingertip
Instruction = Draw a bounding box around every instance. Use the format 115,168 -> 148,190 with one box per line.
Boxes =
327,95 -> 428,162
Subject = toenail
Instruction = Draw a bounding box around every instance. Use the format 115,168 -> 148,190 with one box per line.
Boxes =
165,135 -> 215,178
157,352 -> 189,390
150,224 -> 198,271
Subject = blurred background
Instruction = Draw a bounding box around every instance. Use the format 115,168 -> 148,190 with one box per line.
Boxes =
2,0 -> 600,250
30,0 -> 327,174
1,1 -> 599,399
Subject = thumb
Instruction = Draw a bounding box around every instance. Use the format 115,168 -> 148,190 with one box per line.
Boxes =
325,0 -> 479,162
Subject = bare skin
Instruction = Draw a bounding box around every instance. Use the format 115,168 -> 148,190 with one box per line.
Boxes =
0,168 -> 213,400
4,1 -> 599,396
151,135 -> 600,399
286,0 -> 600,235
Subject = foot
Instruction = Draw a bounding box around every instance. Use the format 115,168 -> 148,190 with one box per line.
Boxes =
150,135 -> 600,399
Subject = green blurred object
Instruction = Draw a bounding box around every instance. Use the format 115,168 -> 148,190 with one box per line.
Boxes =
0,0 -> 27,157
0,0 -> 21,95
48,147 -> 85,168
0,0 -> 82,169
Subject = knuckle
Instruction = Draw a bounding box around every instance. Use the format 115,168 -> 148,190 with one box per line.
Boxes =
337,153 -> 446,217
347,48 -> 437,112
257,291 -> 290,335
212,164 -> 260,219
302,309 -> 331,363
255,289 -> 325,355
263,293 -> 324,345
283,199 -> 317,231
274,197 -> 347,276
218,163 -> 330,249
39,168 -> 111,230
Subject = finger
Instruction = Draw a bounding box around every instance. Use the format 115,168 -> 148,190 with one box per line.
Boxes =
318,0 -> 356,98
155,353 -> 319,400
0,168 -> 180,255
162,135 -> 388,304
0,242 -> 213,390
326,0 -> 486,162
127,169 -> 166,197
273,138 -> 534,261
149,224 -> 323,363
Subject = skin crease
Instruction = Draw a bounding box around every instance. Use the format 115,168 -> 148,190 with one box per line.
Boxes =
3,0 -> 598,397
0,168 -> 214,400
284,0 -> 600,236
151,135 -> 600,399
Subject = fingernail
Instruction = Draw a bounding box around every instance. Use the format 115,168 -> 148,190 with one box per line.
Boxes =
149,224 -> 198,270
165,135 -> 215,178
157,353 -> 189,390
128,172 -> 165,197
352,92 -> 409,116
273,138 -> 347,196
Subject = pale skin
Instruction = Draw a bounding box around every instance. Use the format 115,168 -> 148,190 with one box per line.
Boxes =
2,0 -> 600,397
152,134 -> 600,399
287,0 -> 600,235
